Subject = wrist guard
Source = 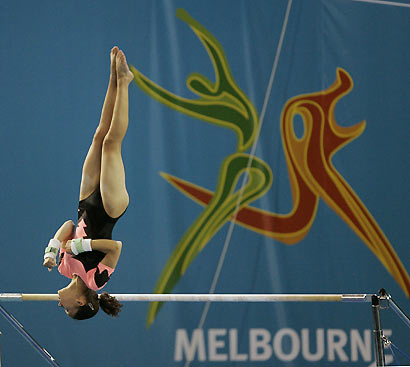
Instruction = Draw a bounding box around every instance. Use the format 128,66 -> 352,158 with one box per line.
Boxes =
44,239 -> 62,261
70,238 -> 92,255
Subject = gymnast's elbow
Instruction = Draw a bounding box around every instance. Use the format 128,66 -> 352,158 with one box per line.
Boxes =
114,241 -> 122,253
65,220 -> 75,227
61,220 -> 75,232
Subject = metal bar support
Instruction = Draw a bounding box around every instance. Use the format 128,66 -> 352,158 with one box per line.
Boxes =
387,296 -> 410,329
372,295 -> 385,367
0,304 -> 60,367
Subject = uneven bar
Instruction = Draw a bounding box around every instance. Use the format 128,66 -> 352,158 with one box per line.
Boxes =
0,293 -> 372,302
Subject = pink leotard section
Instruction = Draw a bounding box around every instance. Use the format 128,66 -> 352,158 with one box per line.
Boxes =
58,249 -> 114,291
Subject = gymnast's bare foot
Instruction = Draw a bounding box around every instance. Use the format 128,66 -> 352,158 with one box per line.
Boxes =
110,46 -> 119,81
116,50 -> 133,84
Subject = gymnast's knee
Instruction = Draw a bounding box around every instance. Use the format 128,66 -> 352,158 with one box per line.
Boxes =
102,134 -> 122,152
92,127 -> 108,144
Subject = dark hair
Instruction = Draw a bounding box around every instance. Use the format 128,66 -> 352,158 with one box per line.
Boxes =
72,289 -> 123,320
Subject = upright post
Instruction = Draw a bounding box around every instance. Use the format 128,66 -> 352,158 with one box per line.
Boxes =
371,295 -> 385,367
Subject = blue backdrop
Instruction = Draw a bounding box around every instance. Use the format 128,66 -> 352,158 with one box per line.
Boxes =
0,0 -> 409,366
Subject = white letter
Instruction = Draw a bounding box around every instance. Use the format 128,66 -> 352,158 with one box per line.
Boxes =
249,328 -> 272,361
208,329 -> 227,361
351,329 -> 371,362
273,328 -> 300,362
174,329 -> 206,361
229,329 -> 248,361
301,328 -> 325,362
327,329 -> 348,361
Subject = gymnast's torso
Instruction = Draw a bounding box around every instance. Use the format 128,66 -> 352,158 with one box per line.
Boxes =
57,188 -> 125,290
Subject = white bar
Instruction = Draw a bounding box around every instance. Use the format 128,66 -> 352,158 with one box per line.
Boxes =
0,293 -> 372,303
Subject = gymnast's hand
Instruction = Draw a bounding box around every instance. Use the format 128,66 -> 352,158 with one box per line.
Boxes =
43,257 -> 56,272
62,240 -> 74,255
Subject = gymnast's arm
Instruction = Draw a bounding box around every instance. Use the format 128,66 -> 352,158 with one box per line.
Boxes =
43,220 -> 75,270
53,220 -> 75,242
64,239 -> 122,269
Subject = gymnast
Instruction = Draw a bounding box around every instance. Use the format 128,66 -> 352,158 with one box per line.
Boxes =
42,46 -> 134,320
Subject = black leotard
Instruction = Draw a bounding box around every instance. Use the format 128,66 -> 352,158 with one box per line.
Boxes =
76,187 -> 124,240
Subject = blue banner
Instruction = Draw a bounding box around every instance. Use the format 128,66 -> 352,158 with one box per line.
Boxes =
0,0 -> 409,366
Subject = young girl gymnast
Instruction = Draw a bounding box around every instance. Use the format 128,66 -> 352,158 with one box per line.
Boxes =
42,46 -> 134,320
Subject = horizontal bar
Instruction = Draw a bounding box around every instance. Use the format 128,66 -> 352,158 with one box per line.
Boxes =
0,293 -> 372,303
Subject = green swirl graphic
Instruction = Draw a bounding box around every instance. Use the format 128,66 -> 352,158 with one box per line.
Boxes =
147,153 -> 272,326
131,8 -> 271,326
130,9 -> 258,152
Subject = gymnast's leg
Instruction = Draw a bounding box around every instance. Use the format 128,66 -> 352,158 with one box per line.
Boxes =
79,46 -> 119,200
100,50 -> 133,218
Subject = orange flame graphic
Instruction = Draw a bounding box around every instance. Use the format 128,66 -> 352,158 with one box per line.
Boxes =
162,68 -> 410,297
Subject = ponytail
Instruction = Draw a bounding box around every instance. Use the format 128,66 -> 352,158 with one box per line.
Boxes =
99,292 -> 123,317
72,290 -> 122,320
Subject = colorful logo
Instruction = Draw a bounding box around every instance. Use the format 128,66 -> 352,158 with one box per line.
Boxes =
130,9 -> 410,326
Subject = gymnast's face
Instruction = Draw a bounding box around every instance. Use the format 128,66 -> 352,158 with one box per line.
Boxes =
58,287 -> 86,317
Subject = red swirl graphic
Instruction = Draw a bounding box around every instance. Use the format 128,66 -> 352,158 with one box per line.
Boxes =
162,68 -> 410,297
